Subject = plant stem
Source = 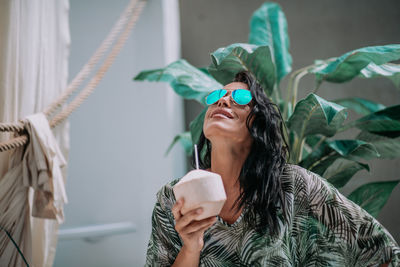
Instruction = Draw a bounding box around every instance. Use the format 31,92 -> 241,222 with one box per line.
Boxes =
296,138 -> 306,163
290,136 -> 299,163
283,74 -> 295,120
312,80 -> 322,94
291,135 -> 306,164
308,150 -> 337,171
284,63 -> 318,120
291,70 -> 308,108
310,136 -> 326,154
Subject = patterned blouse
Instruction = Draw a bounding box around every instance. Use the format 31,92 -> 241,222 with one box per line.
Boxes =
145,164 -> 400,266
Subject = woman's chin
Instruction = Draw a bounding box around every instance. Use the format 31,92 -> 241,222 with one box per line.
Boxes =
204,122 -> 233,135
205,127 -> 248,143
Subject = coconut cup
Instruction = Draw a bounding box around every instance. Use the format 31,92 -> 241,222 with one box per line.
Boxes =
173,169 -> 227,221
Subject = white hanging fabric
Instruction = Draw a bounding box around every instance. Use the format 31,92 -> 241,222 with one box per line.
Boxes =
0,114 -> 68,266
0,0 -> 70,266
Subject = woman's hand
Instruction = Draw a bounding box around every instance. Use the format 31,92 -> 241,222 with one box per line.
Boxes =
172,198 -> 217,253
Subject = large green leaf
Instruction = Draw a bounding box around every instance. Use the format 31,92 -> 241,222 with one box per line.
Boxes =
333,97 -> 385,116
310,44 -> 400,83
348,180 -> 400,218
327,140 -> 380,162
208,43 -> 276,96
353,104 -> 400,137
288,93 -> 348,139
249,2 -> 292,82
360,62 -> 400,88
357,131 -> 400,159
300,139 -> 379,179
189,107 -> 207,145
165,131 -> 192,156
323,158 -> 369,188
134,59 -> 222,105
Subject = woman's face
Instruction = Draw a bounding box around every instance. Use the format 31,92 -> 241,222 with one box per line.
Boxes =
203,82 -> 253,144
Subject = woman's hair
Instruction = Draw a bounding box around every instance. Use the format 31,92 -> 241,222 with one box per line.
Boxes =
194,71 -> 290,237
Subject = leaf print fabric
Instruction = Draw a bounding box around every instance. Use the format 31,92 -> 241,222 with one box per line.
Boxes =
145,164 -> 400,267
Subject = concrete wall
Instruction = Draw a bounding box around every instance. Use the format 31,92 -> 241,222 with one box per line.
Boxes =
54,0 -> 184,266
179,0 -> 400,242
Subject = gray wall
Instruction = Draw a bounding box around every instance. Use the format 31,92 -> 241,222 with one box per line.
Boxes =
179,0 -> 400,242
55,0 -> 183,266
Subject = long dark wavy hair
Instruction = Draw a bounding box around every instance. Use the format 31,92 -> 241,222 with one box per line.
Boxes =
194,71 -> 290,237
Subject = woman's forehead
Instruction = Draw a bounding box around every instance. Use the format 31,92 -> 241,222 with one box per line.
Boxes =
223,82 -> 249,90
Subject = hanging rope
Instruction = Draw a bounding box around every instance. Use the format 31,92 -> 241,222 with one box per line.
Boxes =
0,135 -> 28,152
50,0 -> 147,128
0,122 -> 24,132
44,0 -> 140,118
0,0 -> 147,152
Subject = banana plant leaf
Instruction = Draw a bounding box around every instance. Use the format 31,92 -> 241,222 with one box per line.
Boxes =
356,131 -> 400,159
249,2 -> 292,82
134,59 -> 221,105
288,93 -> 347,139
208,43 -> 276,96
333,97 -> 385,116
165,131 -> 192,156
198,67 -> 212,76
300,139 -> 380,182
348,180 -> 400,218
310,44 -> 400,83
327,140 -> 380,161
323,158 -> 369,188
360,62 -> 400,88
352,104 -> 400,137
304,134 -> 322,147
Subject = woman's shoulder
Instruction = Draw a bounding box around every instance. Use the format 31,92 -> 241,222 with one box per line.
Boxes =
283,162 -> 314,176
282,163 -> 316,185
281,163 -> 336,200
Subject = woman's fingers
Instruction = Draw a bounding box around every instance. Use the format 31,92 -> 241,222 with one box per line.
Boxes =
172,198 -> 184,221
197,217 -> 217,233
181,216 -> 217,235
175,207 -> 203,231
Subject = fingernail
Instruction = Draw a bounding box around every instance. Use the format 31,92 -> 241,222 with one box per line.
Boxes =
196,208 -> 203,214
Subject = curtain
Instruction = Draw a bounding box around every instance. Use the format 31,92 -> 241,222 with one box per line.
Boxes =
0,0 -> 70,266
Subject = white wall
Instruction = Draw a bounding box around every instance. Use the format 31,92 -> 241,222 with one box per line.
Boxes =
54,0 -> 184,266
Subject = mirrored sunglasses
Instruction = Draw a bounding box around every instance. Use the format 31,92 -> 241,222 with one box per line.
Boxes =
205,89 -> 252,105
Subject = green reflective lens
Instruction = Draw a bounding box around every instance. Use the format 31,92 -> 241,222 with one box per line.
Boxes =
206,89 -> 227,105
232,89 -> 252,105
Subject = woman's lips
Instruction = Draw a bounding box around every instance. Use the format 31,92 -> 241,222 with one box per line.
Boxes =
211,109 -> 233,119
213,113 -> 230,119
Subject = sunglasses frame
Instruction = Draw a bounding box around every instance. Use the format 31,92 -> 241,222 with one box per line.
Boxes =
205,89 -> 252,106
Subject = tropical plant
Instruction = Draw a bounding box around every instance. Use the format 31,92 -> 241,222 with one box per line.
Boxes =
134,2 -> 400,218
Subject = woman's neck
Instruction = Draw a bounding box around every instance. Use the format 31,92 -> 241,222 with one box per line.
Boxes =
211,137 -> 250,182
209,137 -> 252,219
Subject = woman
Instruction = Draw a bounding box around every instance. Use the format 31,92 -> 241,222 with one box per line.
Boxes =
145,71 -> 400,266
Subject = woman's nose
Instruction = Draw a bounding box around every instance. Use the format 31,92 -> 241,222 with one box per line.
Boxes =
217,92 -> 231,107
